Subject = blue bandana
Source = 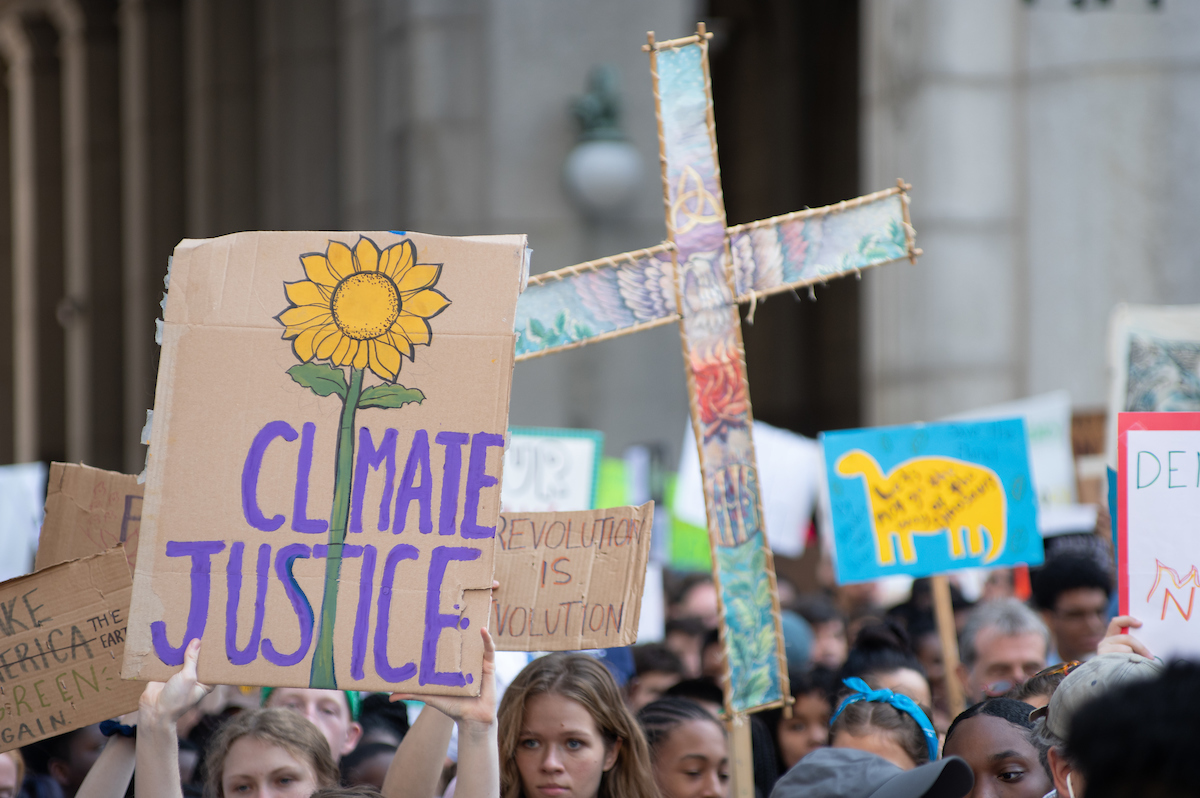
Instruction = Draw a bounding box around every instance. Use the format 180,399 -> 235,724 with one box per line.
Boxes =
830,677 -> 939,763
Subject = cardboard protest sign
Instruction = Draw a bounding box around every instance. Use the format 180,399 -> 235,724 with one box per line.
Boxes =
490,503 -> 653,651
821,420 -> 1042,583
36,463 -> 143,572
0,546 -> 143,752
500,427 -> 603,512
1117,412 -> 1200,658
123,231 -> 527,696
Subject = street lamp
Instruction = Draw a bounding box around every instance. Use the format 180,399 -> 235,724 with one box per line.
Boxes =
563,66 -> 642,218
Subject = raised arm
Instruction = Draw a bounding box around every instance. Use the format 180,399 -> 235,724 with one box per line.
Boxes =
382,628 -> 499,798
75,712 -> 137,798
136,639 -> 212,798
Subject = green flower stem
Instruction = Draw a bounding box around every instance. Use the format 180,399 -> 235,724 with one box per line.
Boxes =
310,366 -> 364,688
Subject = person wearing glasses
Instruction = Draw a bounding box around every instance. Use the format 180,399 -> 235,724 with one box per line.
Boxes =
1030,554 -> 1112,665
956,599 -> 1050,702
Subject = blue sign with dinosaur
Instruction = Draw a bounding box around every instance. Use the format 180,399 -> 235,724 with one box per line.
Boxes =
821,419 -> 1043,583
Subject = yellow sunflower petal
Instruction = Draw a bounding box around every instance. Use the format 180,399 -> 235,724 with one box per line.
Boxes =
392,314 -> 432,347
327,241 -> 354,281
402,288 -> 450,319
365,340 -> 390,381
331,334 -> 353,366
374,337 -> 402,380
355,237 -> 380,273
315,326 -> 343,360
396,264 -> 441,293
302,254 -> 340,289
386,330 -> 415,361
284,280 -> 329,308
279,305 -> 333,329
380,240 -> 415,280
293,324 -> 323,361
353,338 -> 370,370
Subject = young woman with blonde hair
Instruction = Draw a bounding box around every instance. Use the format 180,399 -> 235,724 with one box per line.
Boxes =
497,653 -> 659,798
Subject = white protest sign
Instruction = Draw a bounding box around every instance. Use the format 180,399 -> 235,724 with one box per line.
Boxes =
1118,412 -> 1200,659
501,428 -> 603,512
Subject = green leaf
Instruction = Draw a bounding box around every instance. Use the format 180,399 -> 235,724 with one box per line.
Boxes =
529,318 -> 547,339
288,363 -> 347,399
358,384 -> 425,409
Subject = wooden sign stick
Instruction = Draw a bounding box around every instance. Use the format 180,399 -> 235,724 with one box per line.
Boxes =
728,714 -> 755,798
931,574 -> 965,718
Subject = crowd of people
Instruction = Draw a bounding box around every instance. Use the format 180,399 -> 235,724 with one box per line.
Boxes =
0,548 -> 1194,798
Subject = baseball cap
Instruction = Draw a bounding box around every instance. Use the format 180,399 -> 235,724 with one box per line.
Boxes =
770,748 -> 973,798
1029,652 -> 1163,738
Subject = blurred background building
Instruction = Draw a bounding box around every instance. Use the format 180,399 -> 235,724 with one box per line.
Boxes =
0,0 -> 1197,477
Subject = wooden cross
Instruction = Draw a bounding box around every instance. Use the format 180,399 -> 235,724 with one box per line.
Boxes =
514,23 -> 920,720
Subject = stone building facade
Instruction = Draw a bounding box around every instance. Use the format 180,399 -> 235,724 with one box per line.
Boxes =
2,0 -> 1199,477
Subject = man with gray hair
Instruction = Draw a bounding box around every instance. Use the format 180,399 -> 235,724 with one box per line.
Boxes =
956,598 -> 1050,702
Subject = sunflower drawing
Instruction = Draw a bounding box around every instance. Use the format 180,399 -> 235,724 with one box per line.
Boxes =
279,237 -> 449,381
276,235 -> 450,689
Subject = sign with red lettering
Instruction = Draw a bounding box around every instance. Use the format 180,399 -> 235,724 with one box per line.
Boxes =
123,231 -> 527,695
490,503 -> 654,651
0,547 -> 143,753
1117,412 -> 1200,659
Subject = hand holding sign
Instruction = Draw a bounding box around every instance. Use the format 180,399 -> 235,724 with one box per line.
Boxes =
138,639 -> 211,728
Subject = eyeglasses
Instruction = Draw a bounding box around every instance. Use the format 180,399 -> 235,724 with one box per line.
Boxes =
982,661 -> 1081,697
1030,661 -> 1082,679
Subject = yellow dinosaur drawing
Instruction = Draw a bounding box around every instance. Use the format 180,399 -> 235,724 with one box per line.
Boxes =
836,450 -> 1007,566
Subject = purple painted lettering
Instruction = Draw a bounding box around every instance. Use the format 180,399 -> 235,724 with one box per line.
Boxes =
241,421 -> 297,531
435,432 -> 469,536
395,430 -> 433,533
375,544 -> 420,682
460,432 -> 504,539
420,546 -> 481,687
351,428 -> 398,533
150,541 -> 225,666
261,544 -> 314,666
292,422 -> 329,534
350,545 -> 377,680
225,543 -> 270,665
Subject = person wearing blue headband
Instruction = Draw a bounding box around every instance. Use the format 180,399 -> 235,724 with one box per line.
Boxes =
828,677 -> 939,770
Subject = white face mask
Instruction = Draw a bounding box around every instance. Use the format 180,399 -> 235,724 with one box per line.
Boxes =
1067,772 -> 1076,798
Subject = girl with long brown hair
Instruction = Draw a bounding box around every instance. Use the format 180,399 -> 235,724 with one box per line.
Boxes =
498,653 -> 659,798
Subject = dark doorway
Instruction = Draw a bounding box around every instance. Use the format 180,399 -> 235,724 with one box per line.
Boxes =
708,0 -> 861,437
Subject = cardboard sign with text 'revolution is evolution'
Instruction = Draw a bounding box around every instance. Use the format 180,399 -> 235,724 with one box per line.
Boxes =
490,503 -> 654,651
0,547 -> 143,753
123,231 -> 528,696
36,463 -> 143,573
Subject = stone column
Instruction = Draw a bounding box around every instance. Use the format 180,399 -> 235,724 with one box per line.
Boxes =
55,0 -> 125,469
1,14 -> 65,464
184,0 -> 259,236
862,0 -> 1024,424
257,0 -> 339,229
119,0 -> 184,472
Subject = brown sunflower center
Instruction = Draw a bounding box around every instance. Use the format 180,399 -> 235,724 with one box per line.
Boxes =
330,271 -> 401,340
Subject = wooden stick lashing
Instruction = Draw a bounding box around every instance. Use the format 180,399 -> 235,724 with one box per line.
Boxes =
931,574 -> 965,718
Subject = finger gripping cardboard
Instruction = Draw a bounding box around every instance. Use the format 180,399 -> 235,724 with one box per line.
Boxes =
122,231 -> 527,696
